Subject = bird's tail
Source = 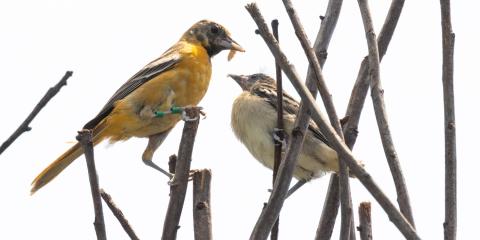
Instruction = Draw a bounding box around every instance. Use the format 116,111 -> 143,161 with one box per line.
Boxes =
30,121 -> 108,194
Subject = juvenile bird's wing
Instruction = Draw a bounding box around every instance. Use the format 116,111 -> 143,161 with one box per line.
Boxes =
251,83 -> 331,147
83,50 -> 181,129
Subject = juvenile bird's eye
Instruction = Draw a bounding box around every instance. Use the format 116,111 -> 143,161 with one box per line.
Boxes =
210,25 -> 219,34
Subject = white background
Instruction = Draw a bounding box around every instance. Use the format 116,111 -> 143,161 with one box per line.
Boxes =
0,0 -> 477,239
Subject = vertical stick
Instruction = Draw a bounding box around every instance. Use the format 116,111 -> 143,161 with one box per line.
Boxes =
271,18 -> 282,240
162,107 -> 201,240
440,0 -> 456,239
77,129 -> 107,240
356,0 -> 415,228
281,1 -> 355,238
246,4 -> 419,238
192,169 -> 212,240
358,202 -> 372,240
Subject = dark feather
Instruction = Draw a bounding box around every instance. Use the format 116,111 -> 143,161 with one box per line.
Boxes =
250,82 -> 331,147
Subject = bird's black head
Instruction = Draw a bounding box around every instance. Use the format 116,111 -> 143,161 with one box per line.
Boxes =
228,73 -> 276,91
184,20 -> 244,58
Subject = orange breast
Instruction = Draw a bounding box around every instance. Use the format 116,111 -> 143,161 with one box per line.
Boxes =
103,42 -> 212,141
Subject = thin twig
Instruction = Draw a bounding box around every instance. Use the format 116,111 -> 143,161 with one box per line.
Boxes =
315,174 -> 340,239
100,189 -> 139,240
440,0 -> 456,239
309,1 -> 345,238
162,107 -> 201,240
357,0 -> 415,228
246,3 -> 419,239
281,1 -> 355,239
247,4 -> 325,239
357,202 -> 372,240
76,129 -> 106,240
320,0 -> 407,238
343,0 -> 405,149
0,71 -> 73,155
192,169 -> 213,240
270,19 -> 282,240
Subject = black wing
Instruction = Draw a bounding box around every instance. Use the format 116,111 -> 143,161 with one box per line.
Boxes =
83,53 -> 180,129
251,83 -> 331,147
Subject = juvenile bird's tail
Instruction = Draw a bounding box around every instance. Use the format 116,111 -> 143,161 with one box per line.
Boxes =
31,121 -> 107,194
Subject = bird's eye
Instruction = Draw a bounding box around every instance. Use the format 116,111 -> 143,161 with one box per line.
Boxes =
210,25 -> 219,34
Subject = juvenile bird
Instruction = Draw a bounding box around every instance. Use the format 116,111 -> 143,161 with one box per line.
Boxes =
31,20 -> 244,194
229,73 -> 341,181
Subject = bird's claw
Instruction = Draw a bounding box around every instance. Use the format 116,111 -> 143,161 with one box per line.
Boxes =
273,128 -> 287,149
167,170 -> 197,185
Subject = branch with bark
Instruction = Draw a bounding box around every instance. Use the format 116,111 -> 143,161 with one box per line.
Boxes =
0,71 -> 73,155
162,107 -> 202,240
246,3 -> 419,239
440,0 -> 456,239
358,202 -> 372,240
77,129 -> 107,240
100,189 -> 139,240
192,169 -> 213,240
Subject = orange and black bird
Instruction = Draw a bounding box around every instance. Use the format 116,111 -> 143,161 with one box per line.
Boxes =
31,20 -> 244,194
229,73 -> 347,182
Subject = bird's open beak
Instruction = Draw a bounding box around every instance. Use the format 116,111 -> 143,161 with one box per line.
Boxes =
228,74 -> 249,90
216,36 -> 244,61
217,36 -> 245,52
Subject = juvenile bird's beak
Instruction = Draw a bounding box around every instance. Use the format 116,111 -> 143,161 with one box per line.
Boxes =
228,74 -> 249,91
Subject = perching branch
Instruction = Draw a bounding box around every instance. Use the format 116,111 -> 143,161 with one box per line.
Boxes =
356,0 -> 415,228
100,189 -> 139,240
357,202 -> 372,240
440,0 -> 456,239
162,107 -> 201,240
0,71 -> 73,155
246,3 -> 419,239
76,129 -> 106,240
281,1 -> 355,239
270,19 -> 282,240
192,169 -> 213,240
247,4 -> 329,239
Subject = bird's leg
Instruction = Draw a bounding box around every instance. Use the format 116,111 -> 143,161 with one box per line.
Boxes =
285,179 -> 307,198
142,130 -> 173,179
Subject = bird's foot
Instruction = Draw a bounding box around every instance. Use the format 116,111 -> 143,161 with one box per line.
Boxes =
273,128 -> 287,149
180,106 -> 204,122
168,170 -> 197,185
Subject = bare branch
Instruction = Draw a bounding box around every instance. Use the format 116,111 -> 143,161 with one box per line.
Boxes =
281,1 -> 356,239
344,0 -> 406,149
315,174 -> 340,239
192,169 -> 212,240
246,3 -> 327,238
356,0 -> 415,227
310,1 -> 345,238
357,202 -> 372,240
76,129 -> 106,240
440,0 -> 456,239
246,3 -> 419,239
100,189 -> 139,240
0,71 -> 73,155
271,19 -> 282,240
162,107 -> 201,240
